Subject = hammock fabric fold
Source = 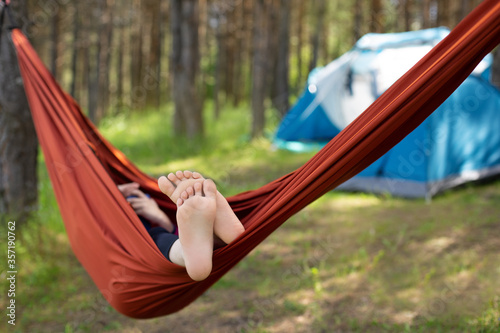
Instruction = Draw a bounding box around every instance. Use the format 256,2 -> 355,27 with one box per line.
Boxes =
8,0 -> 500,318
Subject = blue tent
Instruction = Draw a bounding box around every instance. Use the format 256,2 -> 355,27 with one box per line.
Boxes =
274,28 -> 500,198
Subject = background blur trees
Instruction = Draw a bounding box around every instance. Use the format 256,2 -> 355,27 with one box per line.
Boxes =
17,0 -> 490,133
0,0 -> 497,216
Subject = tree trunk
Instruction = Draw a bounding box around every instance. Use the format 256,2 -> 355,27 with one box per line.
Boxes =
97,0 -> 114,119
50,6 -> 60,79
268,0 -> 279,102
170,0 -> 203,139
295,0 -> 305,93
404,0 -> 412,31
81,13 -> 91,113
112,0 -> 129,114
159,1 -> 169,107
492,47 -> 500,89
353,0 -> 363,42
273,0 -> 290,117
421,0 -> 431,29
0,1 -> 38,222
437,0 -> 451,28
232,1 -> 245,107
251,0 -> 269,138
171,0 -> 184,134
309,0 -> 325,72
370,0 -> 384,33
115,20 -> 125,112
224,8 -> 235,105
130,0 -> 144,111
144,0 -> 161,108
319,0 -> 329,65
87,2 -> 100,123
69,1 -> 80,98
212,2 -> 229,117
214,19 -> 223,119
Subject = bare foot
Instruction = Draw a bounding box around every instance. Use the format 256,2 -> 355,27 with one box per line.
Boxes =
159,170 -> 245,244
158,170 -> 203,203
212,192 -> 245,245
176,179 -> 216,281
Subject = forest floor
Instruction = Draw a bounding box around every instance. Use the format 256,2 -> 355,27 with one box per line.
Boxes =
2,107 -> 499,332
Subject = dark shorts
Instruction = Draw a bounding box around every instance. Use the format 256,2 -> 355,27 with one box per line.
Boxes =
148,227 -> 179,262
139,216 -> 178,262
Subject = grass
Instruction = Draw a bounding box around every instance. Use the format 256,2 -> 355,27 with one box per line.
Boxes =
98,103 -> 308,195
1,104 -> 500,332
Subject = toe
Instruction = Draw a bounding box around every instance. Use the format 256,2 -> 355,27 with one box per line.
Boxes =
176,170 -> 186,181
193,182 -> 203,196
202,179 -> 217,198
158,176 -> 177,197
183,170 -> 193,178
192,172 -> 203,179
167,172 -> 182,186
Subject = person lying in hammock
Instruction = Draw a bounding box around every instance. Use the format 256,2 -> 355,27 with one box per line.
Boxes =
118,170 -> 245,281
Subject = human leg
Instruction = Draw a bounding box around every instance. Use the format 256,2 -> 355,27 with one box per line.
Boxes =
148,227 -> 180,262
174,179 -> 217,281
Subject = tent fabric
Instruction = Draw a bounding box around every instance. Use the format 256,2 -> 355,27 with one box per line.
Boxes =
338,73 -> 500,198
275,26 -> 500,198
9,0 -> 500,318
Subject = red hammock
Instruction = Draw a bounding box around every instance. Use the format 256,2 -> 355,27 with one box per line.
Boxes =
9,0 -> 500,318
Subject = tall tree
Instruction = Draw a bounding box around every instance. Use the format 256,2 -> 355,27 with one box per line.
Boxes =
50,3 -> 60,79
159,1 -> 169,107
224,6 -> 236,106
232,1 -> 246,107
130,0 -> 144,110
403,0 -> 412,31
144,0 -> 162,108
97,0 -> 114,119
492,47 -> 500,89
353,0 -> 363,42
0,1 -> 38,221
273,0 -> 290,116
294,0 -> 305,93
421,0 -> 432,29
370,0 -> 384,32
80,3 -> 91,113
251,0 -> 269,138
69,1 -> 80,98
171,0 -> 203,138
437,0 -> 451,28
309,0 -> 326,72
87,0 -> 100,123
210,0 -> 227,118
114,1 -> 127,113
